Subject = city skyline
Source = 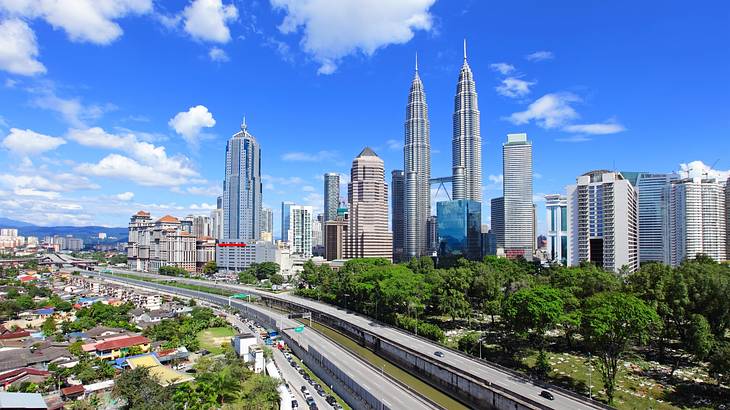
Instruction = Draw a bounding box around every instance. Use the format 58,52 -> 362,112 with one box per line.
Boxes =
0,1 -> 729,239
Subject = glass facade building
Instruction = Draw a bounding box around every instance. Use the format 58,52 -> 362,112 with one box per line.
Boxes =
545,194 -> 568,265
437,200 -> 481,259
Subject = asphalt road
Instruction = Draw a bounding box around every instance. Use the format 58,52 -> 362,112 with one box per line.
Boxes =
95,268 -> 606,410
92,271 -> 438,410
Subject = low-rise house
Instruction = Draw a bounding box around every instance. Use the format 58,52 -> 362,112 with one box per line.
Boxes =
0,392 -> 48,409
84,327 -> 127,341
81,335 -> 151,360
0,368 -> 51,391
232,332 -> 257,362
60,384 -> 84,401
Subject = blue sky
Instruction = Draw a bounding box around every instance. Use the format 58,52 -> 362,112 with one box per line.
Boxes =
0,1 -> 729,237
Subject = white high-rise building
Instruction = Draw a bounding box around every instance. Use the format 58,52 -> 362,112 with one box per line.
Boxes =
192,215 -> 211,238
631,172 -> 679,265
288,205 -> 313,257
210,209 -> 223,240
403,55 -> 431,259
567,170 -> 639,273
346,148 -> 393,260
669,178 -> 727,266
452,40 -> 481,202
545,194 -> 568,265
261,207 -> 274,236
502,133 -> 534,258
223,119 -> 262,242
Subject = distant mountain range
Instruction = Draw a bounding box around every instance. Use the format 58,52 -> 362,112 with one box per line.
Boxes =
0,217 -> 127,243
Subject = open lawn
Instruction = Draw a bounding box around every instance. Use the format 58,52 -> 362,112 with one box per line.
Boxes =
196,326 -> 235,354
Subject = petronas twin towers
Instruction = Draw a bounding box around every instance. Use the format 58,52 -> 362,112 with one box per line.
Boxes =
402,40 -> 481,259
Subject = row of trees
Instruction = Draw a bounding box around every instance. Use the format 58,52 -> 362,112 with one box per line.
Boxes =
296,255 -> 730,404
238,262 -> 284,286
111,346 -> 280,409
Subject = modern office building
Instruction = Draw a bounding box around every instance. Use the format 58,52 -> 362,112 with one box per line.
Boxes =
192,215 -> 211,238
324,173 -> 340,221
727,179 -> 730,259
567,170 -> 639,273
391,170 -> 405,261
545,194 -> 568,265
216,240 -> 278,272
260,208 -> 274,238
223,119 -> 262,242
426,216 -> 438,255
452,40 -> 482,202
490,197 -> 505,252
502,133 -> 534,258
281,201 -> 295,242
345,148 -> 393,260
287,205 -> 313,257
436,199 -> 481,260
625,172 -> 678,264
210,208 -> 223,240
325,218 -> 348,261
669,178 -> 727,266
312,214 -> 324,255
403,56 -> 431,260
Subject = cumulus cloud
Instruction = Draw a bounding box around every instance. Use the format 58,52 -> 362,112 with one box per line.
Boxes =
271,0 -> 436,74
679,160 -> 730,182
69,127 -> 200,187
526,50 -> 554,62
168,105 -> 216,147
208,47 -> 229,62
496,77 -> 535,98
555,135 -> 591,143
281,150 -> 337,162
507,92 -> 580,128
0,171 -> 98,200
489,62 -> 514,75
0,0 -> 152,45
182,0 -> 238,43
31,87 -> 114,128
115,191 -> 135,201
563,121 -> 626,135
2,128 -> 65,156
0,19 -> 46,76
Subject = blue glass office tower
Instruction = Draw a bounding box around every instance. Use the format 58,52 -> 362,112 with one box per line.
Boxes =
437,200 -> 481,259
223,119 -> 261,241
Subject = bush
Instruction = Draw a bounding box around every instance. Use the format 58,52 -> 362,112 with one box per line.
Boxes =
395,315 -> 445,343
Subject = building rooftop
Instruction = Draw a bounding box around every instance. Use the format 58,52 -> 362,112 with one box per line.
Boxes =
93,335 -> 150,351
356,147 -> 378,158
156,215 -> 180,224
0,392 -> 48,409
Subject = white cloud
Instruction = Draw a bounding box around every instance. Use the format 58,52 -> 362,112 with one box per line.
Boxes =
182,0 -> 238,43
526,50 -> 554,62
281,150 -> 337,162
189,202 -> 215,210
679,160 -> 730,182
386,139 -> 403,151
168,105 -> 216,146
563,121 -> 626,135
555,135 -> 591,143
489,62 -> 514,75
2,128 -> 65,155
208,46 -> 229,62
70,127 -> 200,187
0,0 -> 152,44
496,77 -> 535,98
0,19 -> 46,76
302,185 -> 315,192
184,185 -> 222,196
0,171 -> 98,201
507,92 -> 580,128
115,191 -> 135,201
271,0 -> 436,74
31,88 -> 114,128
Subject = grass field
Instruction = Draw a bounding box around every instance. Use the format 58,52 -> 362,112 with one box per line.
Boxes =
196,326 -> 235,354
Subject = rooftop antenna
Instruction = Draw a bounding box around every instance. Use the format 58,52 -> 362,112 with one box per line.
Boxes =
241,116 -> 247,131
415,52 -> 418,72
463,38 -> 467,61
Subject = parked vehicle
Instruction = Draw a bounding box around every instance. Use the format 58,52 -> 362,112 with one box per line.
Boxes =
540,390 -> 554,400
292,399 -> 299,408
434,351 -> 445,358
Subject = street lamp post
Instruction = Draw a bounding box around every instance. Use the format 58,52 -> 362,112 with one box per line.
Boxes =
588,352 -> 593,400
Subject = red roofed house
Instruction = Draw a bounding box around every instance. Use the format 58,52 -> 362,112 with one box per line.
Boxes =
60,384 -> 85,399
0,368 -> 51,391
82,335 -> 151,360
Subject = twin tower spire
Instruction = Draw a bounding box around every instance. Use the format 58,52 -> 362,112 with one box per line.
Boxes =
402,39 -> 481,259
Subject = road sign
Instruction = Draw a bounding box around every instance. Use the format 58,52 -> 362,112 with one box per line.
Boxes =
232,293 -> 248,299
294,326 -> 305,333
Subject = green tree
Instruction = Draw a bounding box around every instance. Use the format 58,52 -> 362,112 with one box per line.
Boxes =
41,316 -> 57,337
503,286 -> 564,373
112,366 -> 172,410
581,292 -> 660,404
709,342 -> 730,385
202,261 -> 218,275
269,273 -> 284,286
238,271 -> 257,285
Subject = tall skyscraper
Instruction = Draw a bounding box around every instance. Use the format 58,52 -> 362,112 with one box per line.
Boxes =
502,133 -> 534,258
490,197 -> 505,252
345,148 -> 393,260
192,215 -> 211,238
210,209 -> 223,240
223,119 -> 261,241
288,205 -> 313,257
391,170 -> 405,261
669,178 -> 727,266
452,40 -> 481,202
545,194 -> 568,265
403,55 -> 431,260
261,207 -> 274,238
567,170 -> 639,273
727,179 -> 730,259
324,173 -> 340,221
627,172 -> 678,264
281,201 -> 295,242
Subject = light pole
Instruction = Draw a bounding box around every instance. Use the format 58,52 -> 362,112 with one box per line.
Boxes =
588,352 -> 593,400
